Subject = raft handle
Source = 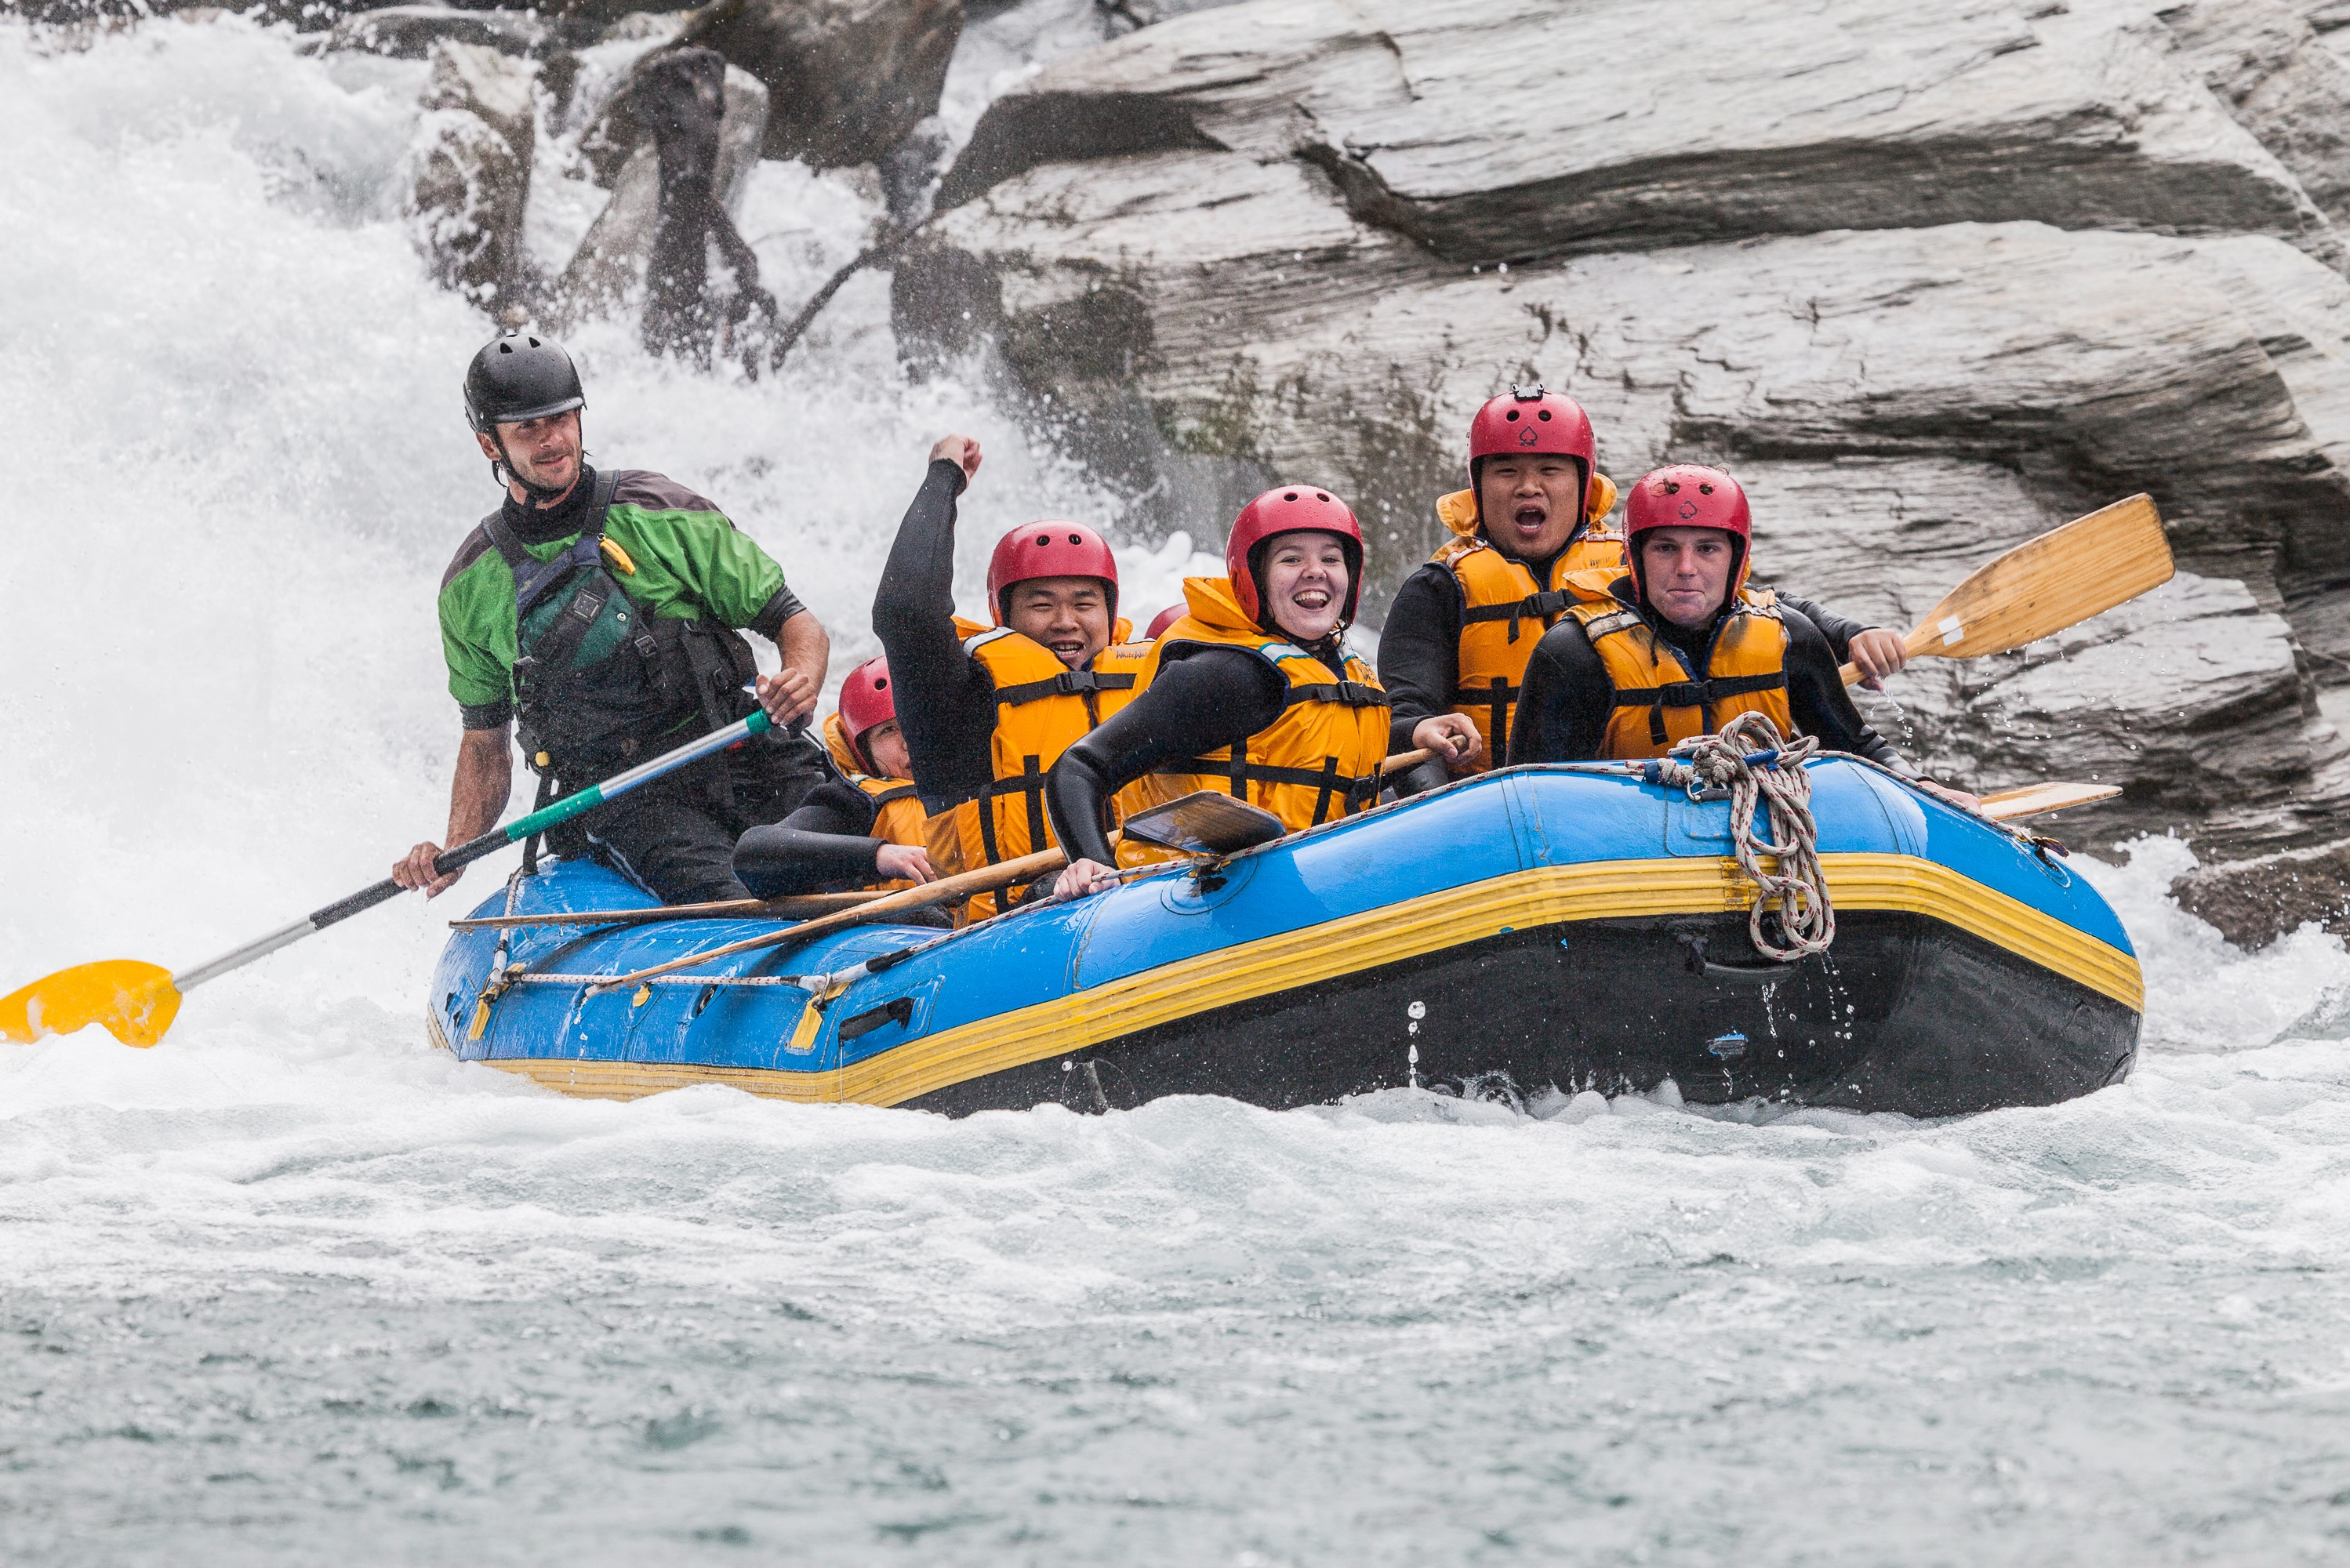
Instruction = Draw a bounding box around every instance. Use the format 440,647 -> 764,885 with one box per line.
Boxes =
1676,932 -> 1807,983
838,996 -> 917,1043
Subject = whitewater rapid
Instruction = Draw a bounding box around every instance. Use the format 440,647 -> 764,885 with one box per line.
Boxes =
7,15 -> 2350,1565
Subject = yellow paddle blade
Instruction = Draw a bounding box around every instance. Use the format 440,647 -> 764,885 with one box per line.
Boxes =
0,961 -> 181,1047
1843,494 -> 2173,684
1979,782 -> 2123,821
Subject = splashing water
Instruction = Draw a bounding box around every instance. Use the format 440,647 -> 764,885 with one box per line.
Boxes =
7,18 -> 2350,1566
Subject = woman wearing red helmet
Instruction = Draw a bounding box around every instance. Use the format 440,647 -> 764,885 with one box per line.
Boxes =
732,656 -> 939,899
1378,384 -> 1908,792
1044,486 -> 1483,900
871,434 -> 1155,918
1508,466 -> 1972,805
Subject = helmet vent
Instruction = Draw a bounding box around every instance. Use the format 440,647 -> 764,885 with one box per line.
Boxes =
1537,410 -> 1552,421
1284,492 -> 1299,501
1066,532 -> 1081,544
874,677 -> 888,690
1317,492 -> 1331,502
497,342 -> 514,354
1504,410 -> 1520,422
1035,535 -> 1050,546
1698,483 -> 1714,494
1662,481 -> 1680,493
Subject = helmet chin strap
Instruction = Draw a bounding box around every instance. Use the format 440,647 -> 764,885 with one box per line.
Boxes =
490,426 -> 581,505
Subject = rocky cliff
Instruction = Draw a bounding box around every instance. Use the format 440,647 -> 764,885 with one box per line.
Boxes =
895,0 -> 2350,938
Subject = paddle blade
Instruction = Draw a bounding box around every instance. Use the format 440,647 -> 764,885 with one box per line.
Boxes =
1916,494 -> 2171,659
1842,495 -> 2173,684
0,961 -> 181,1047
1121,791 -> 1288,855
1980,782 -> 2122,821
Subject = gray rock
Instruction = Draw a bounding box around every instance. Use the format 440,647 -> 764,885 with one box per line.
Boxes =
2174,837 -> 2350,945
547,64 -> 768,329
403,42 -> 538,308
326,5 -> 552,60
941,0 -> 2343,267
679,0 -> 967,165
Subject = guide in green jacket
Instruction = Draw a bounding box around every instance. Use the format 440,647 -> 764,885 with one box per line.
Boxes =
393,332 -> 831,906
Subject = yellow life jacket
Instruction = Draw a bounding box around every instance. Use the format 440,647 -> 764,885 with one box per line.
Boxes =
1430,474 -> 1621,769
817,711 -> 927,889
1122,577 -> 1389,858
1564,576 -> 1793,759
934,615 -> 1141,919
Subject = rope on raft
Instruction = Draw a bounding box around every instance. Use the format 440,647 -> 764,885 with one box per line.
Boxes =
1641,711 -> 1836,964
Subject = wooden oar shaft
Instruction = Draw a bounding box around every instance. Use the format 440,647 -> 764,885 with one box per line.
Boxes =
595,847 -> 1069,992
1381,747 -> 1435,775
451,890 -> 882,931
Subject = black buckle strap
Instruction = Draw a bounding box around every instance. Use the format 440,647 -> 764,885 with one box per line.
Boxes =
1284,679 -> 1386,709
1462,586 -> 1576,643
992,668 -> 1138,706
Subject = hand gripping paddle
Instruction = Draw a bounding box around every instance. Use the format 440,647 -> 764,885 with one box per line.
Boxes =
1840,495 -> 2173,686
0,710 -> 786,1048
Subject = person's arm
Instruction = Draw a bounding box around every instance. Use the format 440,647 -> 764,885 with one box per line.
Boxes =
1778,593 -> 1906,685
1044,648 -> 1287,869
393,725 -> 512,897
1506,620 -> 1614,764
1782,610 -> 1906,768
748,608 -> 830,728
872,441 -> 998,803
1376,564 -> 1465,751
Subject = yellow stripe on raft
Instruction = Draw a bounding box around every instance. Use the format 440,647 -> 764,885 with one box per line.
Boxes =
437,853 -> 2141,1107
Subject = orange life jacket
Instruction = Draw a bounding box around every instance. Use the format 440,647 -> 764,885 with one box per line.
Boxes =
1563,576 -> 1793,759
1121,577 -> 1389,862
819,712 -> 928,891
1430,474 -> 1622,768
932,616 -> 1143,919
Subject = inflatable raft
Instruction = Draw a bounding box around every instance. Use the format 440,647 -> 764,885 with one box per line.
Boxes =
426,760 -> 2141,1116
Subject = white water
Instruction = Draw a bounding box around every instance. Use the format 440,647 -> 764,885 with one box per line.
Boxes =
7,16 -> 2350,1566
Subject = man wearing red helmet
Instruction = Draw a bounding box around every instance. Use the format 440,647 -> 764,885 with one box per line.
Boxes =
1044,486 -> 1482,900
1378,384 -> 1906,789
732,656 -> 939,900
1508,466 -> 1965,803
871,434 -> 1153,917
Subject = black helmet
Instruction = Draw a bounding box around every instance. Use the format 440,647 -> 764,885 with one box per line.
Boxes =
463,332 -> 584,433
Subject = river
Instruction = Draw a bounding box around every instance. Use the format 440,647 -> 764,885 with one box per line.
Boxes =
6,12 -> 2350,1565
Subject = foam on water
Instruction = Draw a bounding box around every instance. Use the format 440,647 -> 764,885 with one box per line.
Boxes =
7,16 -> 2350,1566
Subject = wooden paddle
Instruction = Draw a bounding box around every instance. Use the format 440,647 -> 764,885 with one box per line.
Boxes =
590,847 -> 1071,993
451,889 -> 884,931
1978,782 -> 2122,821
1839,494 -> 2172,686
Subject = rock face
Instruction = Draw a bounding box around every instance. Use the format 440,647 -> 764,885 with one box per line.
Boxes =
403,41 -> 538,308
680,0 -> 965,165
901,0 -> 2350,941
326,5 -> 554,60
548,61 -> 770,330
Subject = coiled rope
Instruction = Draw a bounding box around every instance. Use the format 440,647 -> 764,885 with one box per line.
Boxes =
1641,712 -> 1836,963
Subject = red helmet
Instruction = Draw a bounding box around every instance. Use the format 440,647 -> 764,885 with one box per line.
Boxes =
986,521 -> 1119,624
1225,484 -> 1364,629
1468,383 -> 1594,510
837,655 -> 896,769
1145,604 -> 1185,639
1625,464 -> 1753,604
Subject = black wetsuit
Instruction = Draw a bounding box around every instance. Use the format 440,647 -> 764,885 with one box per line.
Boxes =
1044,647 -> 1302,867
1506,589 -> 1902,767
1378,547 -> 1870,764
870,459 -> 1004,810
731,778 -> 891,898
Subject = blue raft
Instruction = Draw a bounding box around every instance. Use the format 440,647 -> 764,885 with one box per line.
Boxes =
427,761 -> 2142,1116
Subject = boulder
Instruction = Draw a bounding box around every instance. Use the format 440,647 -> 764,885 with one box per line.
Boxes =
403,42 -> 538,308
939,0 -> 2342,267
679,0 -> 965,166
2174,837 -> 2350,946
547,63 -> 769,329
326,5 -> 553,60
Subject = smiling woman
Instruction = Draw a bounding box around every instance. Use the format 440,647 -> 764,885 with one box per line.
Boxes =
1044,485 -> 1478,898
